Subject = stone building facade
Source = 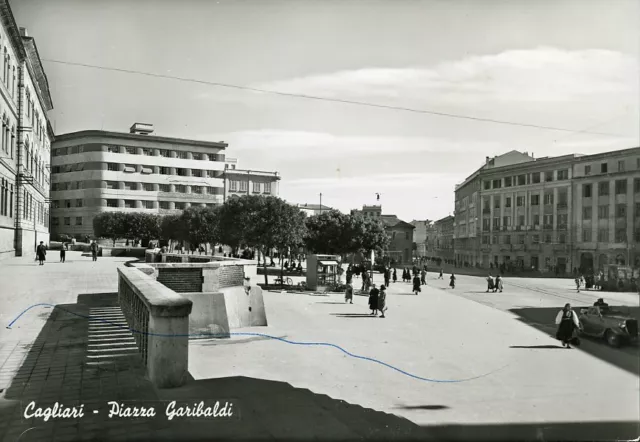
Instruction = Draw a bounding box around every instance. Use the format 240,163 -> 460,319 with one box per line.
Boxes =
0,3 -> 54,259
223,158 -> 280,201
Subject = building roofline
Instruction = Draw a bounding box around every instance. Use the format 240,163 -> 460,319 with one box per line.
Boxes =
0,1 -> 28,60
225,168 -> 280,179
22,36 -> 53,110
572,146 -> 640,161
52,129 -> 229,149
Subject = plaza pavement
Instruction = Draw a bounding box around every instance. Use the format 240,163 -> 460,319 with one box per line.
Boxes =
0,255 -> 638,441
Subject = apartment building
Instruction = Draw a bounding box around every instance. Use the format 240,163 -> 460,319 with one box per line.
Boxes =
0,4 -> 54,259
50,123 -> 227,238
453,147 -> 640,274
350,204 -> 383,219
434,215 -> 454,263
223,157 -> 280,201
410,219 -> 434,257
571,147 -> 640,271
351,205 -> 414,264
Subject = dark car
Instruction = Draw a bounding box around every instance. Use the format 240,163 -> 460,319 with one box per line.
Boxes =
578,306 -> 638,348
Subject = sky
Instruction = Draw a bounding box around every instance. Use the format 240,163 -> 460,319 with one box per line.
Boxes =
11,0 -> 640,222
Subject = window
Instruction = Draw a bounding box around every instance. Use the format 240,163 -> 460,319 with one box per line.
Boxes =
504,177 -> 512,187
75,217 -> 83,225
516,196 -> 525,207
557,169 -> 568,180
159,184 -> 170,192
482,219 -> 490,231
143,183 -> 154,191
64,217 -> 70,226
505,197 -> 512,208
106,181 -> 119,190
160,149 -> 171,157
159,201 -> 170,209
598,205 -> 609,219
107,163 -> 119,171
518,234 -> 525,244
253,182 -> 261,193
559,233 -> 566,244
544,192 -> 553,205
618,160 -> 625,172
533,214 -> 540,226
492,235 -> 498,244
585,165 -> 591,176
492,179 -> 501,189
582,229 -> 592,242
597,228 -> 609,242
635,178 -> 640,193
264,182 -> 271,194
544,234 -> 552,244
598,182 -> 609,196
494,198 -> 500,209
493,217 -> 500,228
545,171 -> 553,182
518,215 -> 525,226
174,202 -> 185,210
75,199 -> 83,208
601,163 -> 608,173
405,232 -> 410,240
124,200 -> 135,209
531,172 -> 540,184
107,145 -> 119,153
503,216 -> 511,227
142,201 -> 154,209
239,181 -> 248,192
616,204 -> 626,218
176,168 -> 186,176
175,185 -> 186,193
125,146 -> 136,155
543,215 -> 553,227
482,235 -> 489,245
517,175 -> 526,186
636,202 -> 640,218
532,235 -> 540,244
160,167 -> 170,175
229,180 -> 237,191
484,181 -> 491,190
192,186 -> 202,194
192,170 -> 202,178
557,214 -> 568,227
207,170 -> 216,178
531,195 -> 540,205
106,199 -> 118,207
504,235 -> 511,245
192,153 -> 202,160
142,148 -> 153,156
615,179 -> 627,195
52,217 -> 59,226
615,229 -> 626,243
177,151 -> 188,159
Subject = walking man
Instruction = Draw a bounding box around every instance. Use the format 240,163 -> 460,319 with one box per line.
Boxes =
90,240 -> 99,262
378,285 -> 388,318
345,282 -> 353,304
384,267 -> 391,288
60,243 -> 66,263
36,241 -> 46,266
420,268 -> 427,285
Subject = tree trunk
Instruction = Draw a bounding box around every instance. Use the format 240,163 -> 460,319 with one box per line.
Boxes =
263,247 -> 269,286
280,257 -> 285,287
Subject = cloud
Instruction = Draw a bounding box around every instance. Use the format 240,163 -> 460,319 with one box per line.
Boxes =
205,129 -> 505,159
253,47 -> 638,105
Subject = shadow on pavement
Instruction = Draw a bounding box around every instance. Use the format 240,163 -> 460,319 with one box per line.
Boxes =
420,420 -> 640,441
315,302 -> 352,305
396,405 -> 449,410
509,345 -> 564,349
330,313 -> 377,318
510,306 -> 640,376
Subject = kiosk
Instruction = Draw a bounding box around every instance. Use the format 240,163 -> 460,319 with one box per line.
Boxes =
306,254 -> 341,291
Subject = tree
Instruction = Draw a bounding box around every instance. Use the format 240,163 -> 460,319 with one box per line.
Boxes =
218,195 -> 307,285
92,212 -> 127,246
124,213 -> 161,246
304,210 -> 355,255
160,213 -> 186,248
352,216 -> 389,260
180,206 -> 221,252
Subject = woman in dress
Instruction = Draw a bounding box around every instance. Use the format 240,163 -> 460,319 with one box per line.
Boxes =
412,273 -> 421,295
555,303 -> 582,348
449,273 -> 456,289
378,285 -> 387,318
495,275 -> 503,293
344,283 -> 353,304
392,268 -> 397,284
368,284 -> 379,315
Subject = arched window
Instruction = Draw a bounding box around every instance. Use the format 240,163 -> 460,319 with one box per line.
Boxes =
12,66 -> 15,97
0,117 -> 5,153
10,125 -> 15,159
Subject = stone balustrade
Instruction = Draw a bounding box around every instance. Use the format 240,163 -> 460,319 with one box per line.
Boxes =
117,266 -> 193,388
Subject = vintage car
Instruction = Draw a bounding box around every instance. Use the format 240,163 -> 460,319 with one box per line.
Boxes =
578,306 -> 638,347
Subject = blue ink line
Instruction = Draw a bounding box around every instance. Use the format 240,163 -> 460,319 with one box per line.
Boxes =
7,303 -> 509,383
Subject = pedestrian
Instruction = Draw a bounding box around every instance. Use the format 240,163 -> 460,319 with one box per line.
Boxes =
90,240 -> 99,262
392,268 -> 397,283
60,243 -> 66,263
555,303 -> 582,348
368,284 -> 379,316
439,268 -> 444,279
575,276 -> 581,293
449,273 -> 456,289
420,268 -> 427,285
345,282 -> 353,304
378,285 -> 387,318
412,273 -> 421,295
384,268 -> 390,287
486,275 -> 494,292
36,241 -> 46,266
495,275 -> 503,292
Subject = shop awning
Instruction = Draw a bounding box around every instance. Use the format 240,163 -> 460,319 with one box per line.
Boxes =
319,260 -> 339,266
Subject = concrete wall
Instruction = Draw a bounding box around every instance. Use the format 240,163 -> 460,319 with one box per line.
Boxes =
180,292 -> 231,339
221,286 -> 267,329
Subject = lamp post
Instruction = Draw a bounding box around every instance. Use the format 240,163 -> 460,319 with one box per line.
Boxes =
319,193 -> 322,215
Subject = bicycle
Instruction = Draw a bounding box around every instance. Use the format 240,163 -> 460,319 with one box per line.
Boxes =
274,276 -> 293,286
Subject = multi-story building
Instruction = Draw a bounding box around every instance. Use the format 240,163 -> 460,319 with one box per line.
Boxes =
434,215 -> 455,264
351,205 -> 414,264
453,147 -> 640,274
223,157 -> 280,201
571,148 -> 640,271
410,219 -> 434,257
295,203 -> 333,216
350,204 -> 382,219
0,8 -> 54,259
50,123 -> 227,238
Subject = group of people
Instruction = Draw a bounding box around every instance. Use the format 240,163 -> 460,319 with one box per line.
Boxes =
486,275 -> 503,293
35,240 -> 100,265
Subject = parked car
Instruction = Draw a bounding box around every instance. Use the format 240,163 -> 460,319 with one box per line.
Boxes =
578,306 -> 638,348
